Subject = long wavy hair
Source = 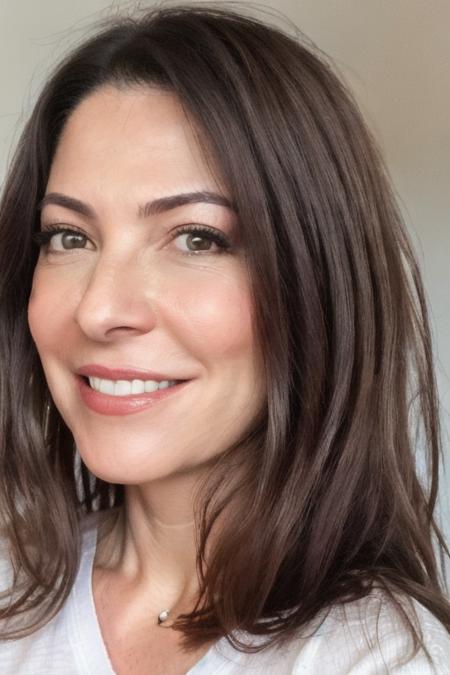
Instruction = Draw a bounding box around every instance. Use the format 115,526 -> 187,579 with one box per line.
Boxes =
0,2 -> 449,663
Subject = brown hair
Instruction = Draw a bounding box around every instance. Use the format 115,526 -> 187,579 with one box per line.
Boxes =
0,2 -> 449,665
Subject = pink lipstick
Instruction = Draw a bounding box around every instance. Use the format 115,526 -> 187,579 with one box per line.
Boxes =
75,365 -> 191,416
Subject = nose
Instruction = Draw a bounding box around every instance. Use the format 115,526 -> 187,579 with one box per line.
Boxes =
74,253 -> 157,342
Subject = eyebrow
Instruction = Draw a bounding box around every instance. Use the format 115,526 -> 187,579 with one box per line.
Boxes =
37,191 -> 235,218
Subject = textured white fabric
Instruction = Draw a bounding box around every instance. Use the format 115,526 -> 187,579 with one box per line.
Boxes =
1,511 -> 449,674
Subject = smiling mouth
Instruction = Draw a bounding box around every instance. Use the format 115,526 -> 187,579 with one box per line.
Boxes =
80,375 -> 187,397
76,374 -> 192,416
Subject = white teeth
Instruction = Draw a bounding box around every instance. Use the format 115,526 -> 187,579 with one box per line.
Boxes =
99,379 -> 115,395
115,380 -> 132,396
87,377 -> 177,396
131,379 -> 145,395
145,380 -> 159,393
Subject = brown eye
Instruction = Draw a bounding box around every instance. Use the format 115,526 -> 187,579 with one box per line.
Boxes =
171,225 -> 231,255
59,232 -> 87,249
32,227 -> 93,252
176,232 -> 215,252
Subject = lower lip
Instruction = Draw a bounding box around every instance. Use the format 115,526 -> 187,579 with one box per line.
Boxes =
76,376 -> 191,416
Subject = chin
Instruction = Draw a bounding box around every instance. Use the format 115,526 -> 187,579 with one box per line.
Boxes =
75,440 -> 198,487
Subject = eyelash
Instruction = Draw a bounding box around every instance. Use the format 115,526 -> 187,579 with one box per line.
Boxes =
32,223 -> 232,256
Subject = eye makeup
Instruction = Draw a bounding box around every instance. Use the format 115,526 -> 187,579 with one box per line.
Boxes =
32,222 -> 233,256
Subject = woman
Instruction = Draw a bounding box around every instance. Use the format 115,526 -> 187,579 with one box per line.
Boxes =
0,4 -> 449,673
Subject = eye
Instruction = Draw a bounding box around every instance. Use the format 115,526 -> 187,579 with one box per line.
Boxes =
171,225 -> 231,255
32,223 -> 233,255
32,226 -> 93,252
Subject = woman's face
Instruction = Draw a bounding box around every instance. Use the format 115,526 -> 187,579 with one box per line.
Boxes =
28,85 -> 266,484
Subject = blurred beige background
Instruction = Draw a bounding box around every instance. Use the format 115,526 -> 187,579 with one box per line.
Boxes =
1,1 -> 449,556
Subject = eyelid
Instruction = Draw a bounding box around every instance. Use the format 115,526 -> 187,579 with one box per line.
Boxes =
169,223 -> 231,250
32,224 -> 94,253
33,222 -> 233,255
39,222 -> 91,239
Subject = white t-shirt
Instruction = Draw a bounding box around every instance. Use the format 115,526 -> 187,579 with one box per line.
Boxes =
1,511 -> 449,674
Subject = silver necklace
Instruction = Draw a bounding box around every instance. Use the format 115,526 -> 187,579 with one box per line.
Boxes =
157,609 -> 170,624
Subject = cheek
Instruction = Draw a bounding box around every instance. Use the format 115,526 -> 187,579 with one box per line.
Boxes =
27,258 -> 258,371
27,270 -> 70,354
169,271 -> 256,360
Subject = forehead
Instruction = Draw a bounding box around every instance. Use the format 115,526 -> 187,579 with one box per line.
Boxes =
47,85 -> 221,194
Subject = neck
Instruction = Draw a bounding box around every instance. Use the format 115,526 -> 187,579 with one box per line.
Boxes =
94,474 -> 203,622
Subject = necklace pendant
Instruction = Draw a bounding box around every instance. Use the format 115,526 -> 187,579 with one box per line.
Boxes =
158,609 -> 170,624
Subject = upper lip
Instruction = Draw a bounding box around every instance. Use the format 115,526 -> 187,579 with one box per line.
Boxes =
76,364 -> 188,382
